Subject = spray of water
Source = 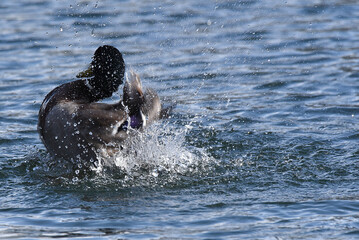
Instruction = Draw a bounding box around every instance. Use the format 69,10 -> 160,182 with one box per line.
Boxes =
91,120 -> 213,186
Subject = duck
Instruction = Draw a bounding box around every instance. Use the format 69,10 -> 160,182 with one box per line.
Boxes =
38,45 -> 162,169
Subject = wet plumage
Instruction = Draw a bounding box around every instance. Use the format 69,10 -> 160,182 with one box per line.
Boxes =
38,45 -> 162,168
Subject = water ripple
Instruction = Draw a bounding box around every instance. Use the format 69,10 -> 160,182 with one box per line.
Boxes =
2,0 -> 359,239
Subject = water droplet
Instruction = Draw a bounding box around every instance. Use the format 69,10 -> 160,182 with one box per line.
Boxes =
152,170 -> 159,177
185,125 -> 193,130
60,27 -> 63,32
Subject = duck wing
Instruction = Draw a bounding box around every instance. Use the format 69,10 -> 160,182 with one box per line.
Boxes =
123,70 -> 161,127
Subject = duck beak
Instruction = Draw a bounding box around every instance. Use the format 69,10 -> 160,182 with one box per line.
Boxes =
76,65 -> 94,78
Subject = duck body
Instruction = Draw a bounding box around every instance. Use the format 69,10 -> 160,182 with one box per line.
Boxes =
38,80 -> 128,165
38,45 -> 162,168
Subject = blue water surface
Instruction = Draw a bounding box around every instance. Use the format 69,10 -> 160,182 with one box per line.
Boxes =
1,0 -> 359,239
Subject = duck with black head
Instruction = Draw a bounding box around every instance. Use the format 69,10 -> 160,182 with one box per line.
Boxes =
38,45 -> 162,170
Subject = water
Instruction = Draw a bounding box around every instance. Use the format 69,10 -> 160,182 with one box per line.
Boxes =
1,0 -> 359,239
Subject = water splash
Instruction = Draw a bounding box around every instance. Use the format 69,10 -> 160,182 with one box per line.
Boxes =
92,120 -> 213,186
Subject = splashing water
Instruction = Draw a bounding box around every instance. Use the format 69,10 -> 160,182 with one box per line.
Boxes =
92,120 -> 213,186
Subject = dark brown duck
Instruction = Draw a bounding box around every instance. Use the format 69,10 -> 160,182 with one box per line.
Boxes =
38,45 -> 161,168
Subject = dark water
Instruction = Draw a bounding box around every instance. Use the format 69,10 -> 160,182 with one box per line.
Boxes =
1,0 -> 359,239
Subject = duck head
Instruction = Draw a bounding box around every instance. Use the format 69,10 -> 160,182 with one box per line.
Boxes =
77,45 -> 125,100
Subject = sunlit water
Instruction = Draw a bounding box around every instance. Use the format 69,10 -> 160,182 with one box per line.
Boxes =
1,0 -> 359,239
